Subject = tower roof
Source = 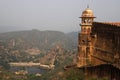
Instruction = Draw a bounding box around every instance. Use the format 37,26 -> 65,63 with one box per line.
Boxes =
81,7 -> 95,18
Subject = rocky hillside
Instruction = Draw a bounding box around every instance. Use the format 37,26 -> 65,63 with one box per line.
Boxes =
0,30 -> 78,68
0,30 -> 77,50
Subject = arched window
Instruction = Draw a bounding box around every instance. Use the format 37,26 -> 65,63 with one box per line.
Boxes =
87,28 -> 91,33
88,19 -> 91,23
83,28 -> 86,32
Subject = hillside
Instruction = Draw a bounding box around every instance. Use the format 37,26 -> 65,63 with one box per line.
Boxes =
0,30 -> 78,68
0,30 -> 77,50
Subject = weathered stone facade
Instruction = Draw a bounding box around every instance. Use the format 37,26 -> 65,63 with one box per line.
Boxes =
92,22 -> 120,67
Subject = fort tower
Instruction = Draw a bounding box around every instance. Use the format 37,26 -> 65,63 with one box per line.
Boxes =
77,7 -> 96,67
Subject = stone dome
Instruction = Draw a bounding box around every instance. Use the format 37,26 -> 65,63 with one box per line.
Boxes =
81,8 -> 95,17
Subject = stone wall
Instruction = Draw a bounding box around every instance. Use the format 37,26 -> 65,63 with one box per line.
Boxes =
86,64 -> 120,80
92,22 -> 120,65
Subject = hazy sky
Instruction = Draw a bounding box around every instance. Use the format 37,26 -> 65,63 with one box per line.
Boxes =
0,0 -> 120,33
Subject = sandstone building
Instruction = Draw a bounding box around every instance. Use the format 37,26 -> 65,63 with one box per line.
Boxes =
77,6 -> 120,79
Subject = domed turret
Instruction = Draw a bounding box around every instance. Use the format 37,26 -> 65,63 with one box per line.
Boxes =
81,8 -> 95,18
80,6 -> 96,34
80,7 -> 96,26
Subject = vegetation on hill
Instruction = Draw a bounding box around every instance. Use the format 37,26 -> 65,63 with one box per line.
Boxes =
0,30 -> 77,67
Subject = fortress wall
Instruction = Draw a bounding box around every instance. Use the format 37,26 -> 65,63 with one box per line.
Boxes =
92,22 -> 120,63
